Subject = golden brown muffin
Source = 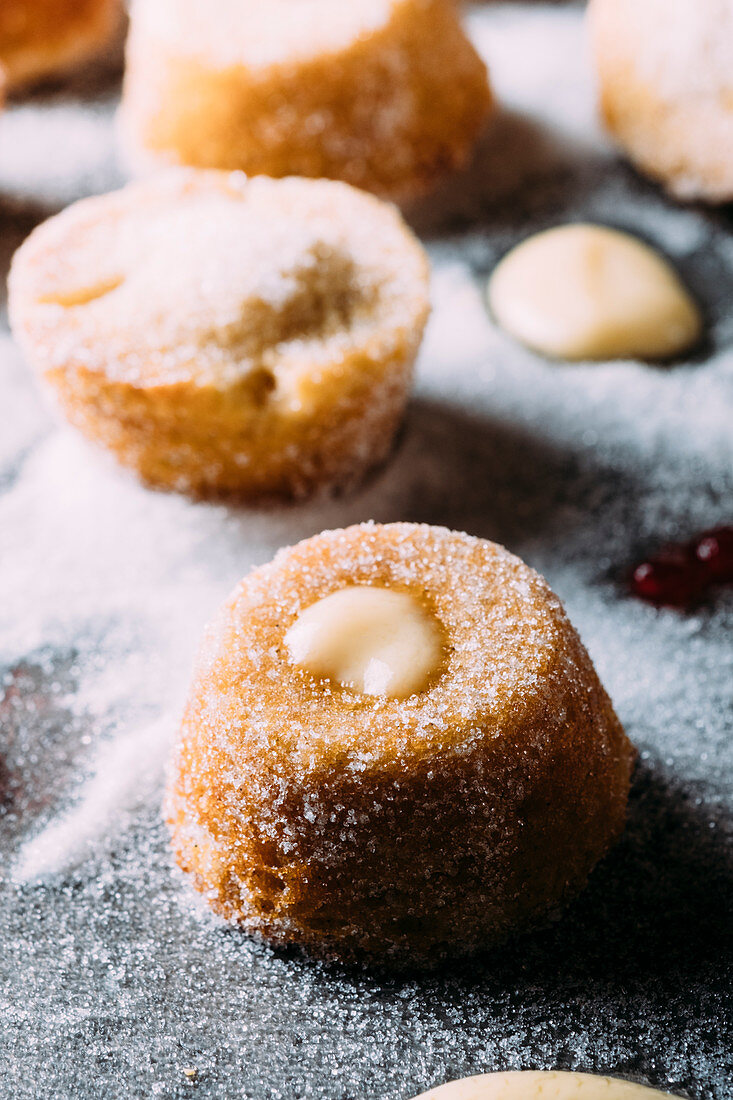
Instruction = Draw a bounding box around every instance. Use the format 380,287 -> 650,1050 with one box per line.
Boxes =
119,0 -> 493,202
8,170 -> 430,499
0,0 -> 121,91
166,522 -> 635,965
411,1072 -> 673,1100
589,0 -> 733,202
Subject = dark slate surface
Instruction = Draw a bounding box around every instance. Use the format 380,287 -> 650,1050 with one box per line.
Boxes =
0,4 -> 731,1098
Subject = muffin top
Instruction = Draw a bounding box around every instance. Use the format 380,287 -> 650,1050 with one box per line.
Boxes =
183,522 -> 626,784
8,170 -> 429,391
129,0 -> 407,69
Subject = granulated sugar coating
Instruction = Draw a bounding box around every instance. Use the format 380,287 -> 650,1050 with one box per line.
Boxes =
8,170 -> 430,498
167,523 -> 633,962
0,3 -> 731,1099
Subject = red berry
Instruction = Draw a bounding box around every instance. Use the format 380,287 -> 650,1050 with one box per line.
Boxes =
629,524 -> 733,608
630,548 -> 707,608
693,526 -> 733,583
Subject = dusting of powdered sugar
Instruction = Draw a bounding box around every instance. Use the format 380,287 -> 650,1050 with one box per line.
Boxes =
0,3 -> 730,1099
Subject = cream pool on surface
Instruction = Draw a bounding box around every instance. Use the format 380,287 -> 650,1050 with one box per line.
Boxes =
284,584 -> 444,699
487,224 -> 702,361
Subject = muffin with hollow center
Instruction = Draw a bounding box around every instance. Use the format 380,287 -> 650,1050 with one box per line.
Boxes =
119,0 -> 493,202
166,522 -> 635,964
0,0 -> 122,91
589,0 -> 733,202
8,169 -> 430,499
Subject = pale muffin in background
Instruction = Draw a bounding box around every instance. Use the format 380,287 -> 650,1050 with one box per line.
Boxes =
589,0 -> 733,202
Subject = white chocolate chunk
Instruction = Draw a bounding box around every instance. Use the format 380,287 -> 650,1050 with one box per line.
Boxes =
285,585 -> 443,700
487,224 -> 702,361
411,1071 -> 673,1100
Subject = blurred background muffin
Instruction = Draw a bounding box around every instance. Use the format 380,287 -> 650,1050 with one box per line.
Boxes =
589,0 -> 733,202
0,0 -> 123,91
119,0 -> 493,202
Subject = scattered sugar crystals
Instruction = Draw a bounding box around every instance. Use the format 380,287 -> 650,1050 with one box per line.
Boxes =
0,2 -> 731,1099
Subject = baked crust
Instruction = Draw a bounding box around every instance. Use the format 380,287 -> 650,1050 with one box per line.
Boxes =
166,523 -> 635,964
8,170 -> 430,499
589,0 -> 733,202
119,0 -> 493,202
0,0 -> 121,90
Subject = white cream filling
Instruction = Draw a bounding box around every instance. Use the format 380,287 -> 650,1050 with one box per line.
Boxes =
488,223 -> 702,361
411,1070 -> 673,1100
284,585 -> 443,700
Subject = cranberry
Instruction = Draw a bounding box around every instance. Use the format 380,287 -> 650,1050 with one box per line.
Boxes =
693,526 -> 733,583
631,549 -> 707,608
630,523 -> 733,608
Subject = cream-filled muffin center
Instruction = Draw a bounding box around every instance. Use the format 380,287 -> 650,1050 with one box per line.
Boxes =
285,585 -> 443,699
487,224 -> 702,361
411,1070 -> 673,1100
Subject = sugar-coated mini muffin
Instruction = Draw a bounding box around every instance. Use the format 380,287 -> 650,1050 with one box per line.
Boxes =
0,0 -> 121,91
166,523 -> 635,964
411,1071 -> 673,1100
119,0 -> 492,202
589,0 -> 733,202
8,170 -> 430,499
